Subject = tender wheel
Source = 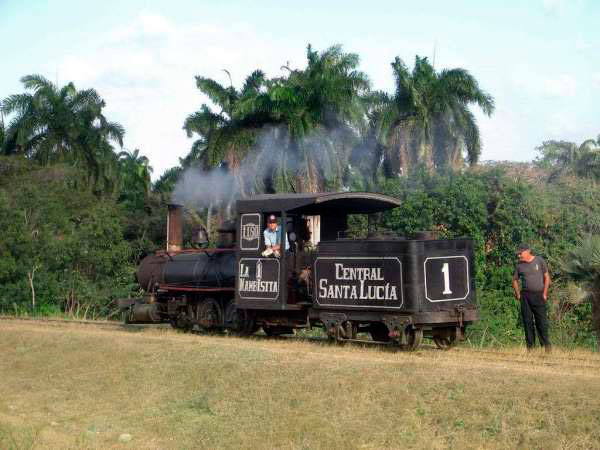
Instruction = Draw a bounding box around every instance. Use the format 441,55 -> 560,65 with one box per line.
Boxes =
196,298 -> 223,331
368,322 -> 390,343
403,328 -> 423,351
433,335 -> 455,350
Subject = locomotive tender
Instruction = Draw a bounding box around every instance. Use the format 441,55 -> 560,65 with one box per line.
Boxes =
120,192 -> 479,350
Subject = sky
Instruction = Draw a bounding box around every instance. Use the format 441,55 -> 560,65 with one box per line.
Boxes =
1,0 -> 598,178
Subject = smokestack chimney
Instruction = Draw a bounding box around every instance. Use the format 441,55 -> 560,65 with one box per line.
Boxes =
167,204 -> 183,252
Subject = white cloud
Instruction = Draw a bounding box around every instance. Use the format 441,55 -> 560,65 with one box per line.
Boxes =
477,107 -> 533,162
41,9 -> 594,177
49,12 -> 304,178
543,74 -> 577,97
545,111 -> 579,136
106,11 -> 174,44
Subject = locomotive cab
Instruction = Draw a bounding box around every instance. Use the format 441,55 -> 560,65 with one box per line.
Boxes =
236,193 -> 402,310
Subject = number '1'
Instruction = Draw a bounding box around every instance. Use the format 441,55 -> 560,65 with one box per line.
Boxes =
441,262 -> 452,295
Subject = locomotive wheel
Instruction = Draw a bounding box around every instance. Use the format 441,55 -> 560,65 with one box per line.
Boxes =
368,322 -> 391,343
242,314 -> 259,336
171,313 -> 193,331
433,335 -> 456,350
227,307 -> 259,336
402,328 -> 423,351
224,300 -> 243,333
196,298 -> 223,330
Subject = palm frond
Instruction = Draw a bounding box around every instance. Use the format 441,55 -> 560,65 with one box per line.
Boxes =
195,76 -> 235,113
241,70 -> 266,94
2,94 -> 34,115
20,74 -> 54,92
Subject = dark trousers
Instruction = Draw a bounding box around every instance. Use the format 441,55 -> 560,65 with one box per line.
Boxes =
520,291 -> 551,348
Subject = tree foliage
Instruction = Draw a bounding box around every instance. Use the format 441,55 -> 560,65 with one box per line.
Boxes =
373,164 -> 600,348
562,236 -> 600,347
1,75 -> 125,193
0,158 -> 135,317
535,137 -> 600,181
374,56 -> 494,175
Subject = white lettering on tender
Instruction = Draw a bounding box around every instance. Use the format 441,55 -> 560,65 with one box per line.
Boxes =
320,262 -> 398,301
334,263 -> 384,281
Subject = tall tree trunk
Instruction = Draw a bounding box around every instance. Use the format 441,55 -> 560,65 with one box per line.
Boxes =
27,265 -> 38,311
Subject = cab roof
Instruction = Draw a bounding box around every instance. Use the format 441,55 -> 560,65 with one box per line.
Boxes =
236,192 -> 401,215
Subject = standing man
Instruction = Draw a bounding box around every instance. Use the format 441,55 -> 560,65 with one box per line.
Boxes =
262,215 -> 289,258
512,244 -> 552,352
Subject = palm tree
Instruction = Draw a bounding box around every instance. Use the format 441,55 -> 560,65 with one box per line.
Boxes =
562,235 -> 600,348
117,149 -> 153,208
183,45 -> 371,195
182,68 -> 274,230
375,56 -> 494,174
183,69 -> 269,194
536,137 -> 600,181
266,44 -> 370,192
153,166 -> 183,195
1,74 -> 124,188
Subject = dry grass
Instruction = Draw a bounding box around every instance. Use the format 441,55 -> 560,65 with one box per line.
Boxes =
1,320 -> 600,449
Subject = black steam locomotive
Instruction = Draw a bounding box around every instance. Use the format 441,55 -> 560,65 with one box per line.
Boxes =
119,192 -> 479,350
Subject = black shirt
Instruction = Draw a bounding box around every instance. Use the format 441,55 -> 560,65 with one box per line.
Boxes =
513,256 -> 548,292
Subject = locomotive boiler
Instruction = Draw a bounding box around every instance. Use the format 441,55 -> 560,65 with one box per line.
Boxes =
120,193 -> 479,350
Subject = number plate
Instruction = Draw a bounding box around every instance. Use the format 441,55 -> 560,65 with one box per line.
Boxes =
424,256 -> 470,302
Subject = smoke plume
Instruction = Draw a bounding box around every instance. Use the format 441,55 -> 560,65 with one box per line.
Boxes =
171,124 -> 360,216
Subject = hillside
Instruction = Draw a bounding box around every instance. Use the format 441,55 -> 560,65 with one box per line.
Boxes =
1,319 -> 599,449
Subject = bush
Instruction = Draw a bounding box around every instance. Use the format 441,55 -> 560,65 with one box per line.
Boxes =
375,166 -> 600,348
0,160 -> 136,318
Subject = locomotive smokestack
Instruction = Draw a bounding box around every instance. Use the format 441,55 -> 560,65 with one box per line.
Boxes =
167,204 -> 183,252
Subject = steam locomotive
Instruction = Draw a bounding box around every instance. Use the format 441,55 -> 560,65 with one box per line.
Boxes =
119,192 -> 479,350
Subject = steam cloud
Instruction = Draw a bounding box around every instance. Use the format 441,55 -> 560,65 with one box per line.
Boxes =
171,124 -> 362,217
172,126 -> 285,211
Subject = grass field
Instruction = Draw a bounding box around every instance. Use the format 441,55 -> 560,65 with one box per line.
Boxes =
1,319 -> 600,449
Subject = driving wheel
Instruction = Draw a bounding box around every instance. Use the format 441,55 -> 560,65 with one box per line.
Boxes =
197,298 -> 223,331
